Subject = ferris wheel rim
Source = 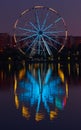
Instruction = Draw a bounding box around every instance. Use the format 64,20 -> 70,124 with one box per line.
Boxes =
14,6 -> 68,56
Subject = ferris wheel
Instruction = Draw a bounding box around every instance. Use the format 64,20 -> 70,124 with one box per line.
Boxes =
14,6 -> 67,57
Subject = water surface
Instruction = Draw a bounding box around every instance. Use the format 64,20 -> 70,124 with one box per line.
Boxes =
0,61 -> 81,129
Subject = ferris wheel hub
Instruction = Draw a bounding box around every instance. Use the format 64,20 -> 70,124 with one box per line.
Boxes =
38,30 -> 43,35
14,6 -> 67,57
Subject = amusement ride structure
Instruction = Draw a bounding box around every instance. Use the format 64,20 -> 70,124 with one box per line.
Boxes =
14,6 -> 67,58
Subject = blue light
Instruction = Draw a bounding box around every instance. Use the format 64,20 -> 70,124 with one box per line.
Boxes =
16,9 -> 65,55
44,68 -> 52,84
17,67 -> 66,114
41,12 -> 49,30
17,33 -> 37,43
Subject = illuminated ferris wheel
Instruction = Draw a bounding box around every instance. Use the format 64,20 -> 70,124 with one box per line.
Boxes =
14,6 -> 67,57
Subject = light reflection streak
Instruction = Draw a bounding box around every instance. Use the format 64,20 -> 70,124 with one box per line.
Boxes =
22,106 -> 30,119
66,81 -> 69,98
8,64 -> 11,71
50,110 -> 57,120
14,63 -> 68,121
35,113 -> 45,121
68,63 -> 70,76
76,63 -> 79,76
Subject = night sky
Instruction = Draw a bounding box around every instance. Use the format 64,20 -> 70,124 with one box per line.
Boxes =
0,0 -> 81,36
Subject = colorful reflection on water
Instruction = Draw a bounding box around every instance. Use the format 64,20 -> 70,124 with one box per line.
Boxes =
14,63 -> 68,121
1,60 -> 81,129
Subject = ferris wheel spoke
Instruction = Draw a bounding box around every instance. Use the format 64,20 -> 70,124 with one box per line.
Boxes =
43,34 -> 62,45
43,17 -> 62,32
17,34 -> 37,43
14,6 -> 67,56
46,39 -> 58,50
38,36 -> 45,54
30,37 -> 39,55
43,23 -> 53,31
37,36 -> 41,54
54,17 -> 62,24
44,30 -> 64,34
42,36 -> 52,55
41,12 -> 49,30
17,26 -> 37,33
26,36 -> 38,52
35,11 -> 40,30
39,36 -> 45,53
29,22 -> 38,31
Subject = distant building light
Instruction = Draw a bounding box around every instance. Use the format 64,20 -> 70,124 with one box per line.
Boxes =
58,57 -> 60,60
68,56 -> 70,60
8,57 -> 12,60
76,51 -> 79,55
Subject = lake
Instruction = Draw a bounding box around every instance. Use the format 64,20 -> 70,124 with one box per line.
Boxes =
0,60 -> 81,129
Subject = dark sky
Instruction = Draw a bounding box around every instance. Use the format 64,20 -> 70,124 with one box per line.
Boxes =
0,0 -> 81,36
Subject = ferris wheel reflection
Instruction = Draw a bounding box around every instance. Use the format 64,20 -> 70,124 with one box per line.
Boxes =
14,63 -> 68,121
